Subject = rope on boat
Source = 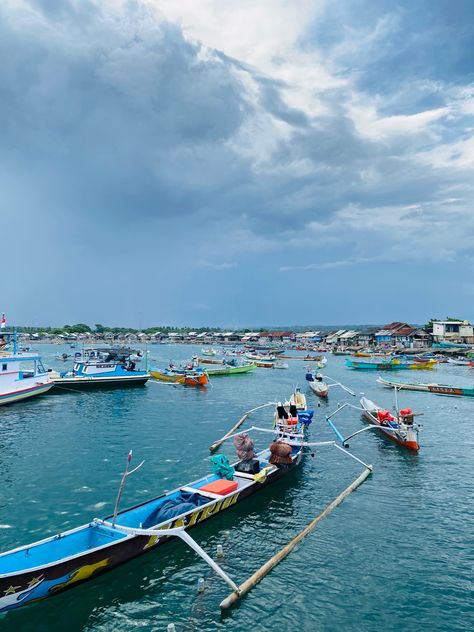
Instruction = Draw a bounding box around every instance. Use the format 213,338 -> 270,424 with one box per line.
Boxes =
219,465 -> 372,610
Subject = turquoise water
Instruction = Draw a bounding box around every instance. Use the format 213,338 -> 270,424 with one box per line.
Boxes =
0,345 -> 472,631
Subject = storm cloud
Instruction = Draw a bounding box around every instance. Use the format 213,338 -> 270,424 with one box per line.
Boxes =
1,0 -> 474,326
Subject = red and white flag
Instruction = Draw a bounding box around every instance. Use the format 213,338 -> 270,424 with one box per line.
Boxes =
0,314 -> 5,329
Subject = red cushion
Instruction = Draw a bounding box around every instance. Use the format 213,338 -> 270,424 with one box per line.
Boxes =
200,479 -> 238,495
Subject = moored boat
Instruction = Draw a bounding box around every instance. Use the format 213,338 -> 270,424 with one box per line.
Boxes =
0,332 -> 52,405
203,363 -> 256,376
306,373 -> 329,398
345,358 -> 436,370
49,348 -> 150,390
289,388 -> 307,411
360,397 -> 420,451
377,376 -> 474,397
150,365 -> 209,386
0,408 -> 312,614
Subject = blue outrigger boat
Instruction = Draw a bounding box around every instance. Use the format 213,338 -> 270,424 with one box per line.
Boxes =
0,407 -> 314,613
0,398 -> 373,614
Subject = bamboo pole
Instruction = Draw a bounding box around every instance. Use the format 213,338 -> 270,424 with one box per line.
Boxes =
209,402 -> 276,453
209,413 -> 249,453
219,466 -> 372,610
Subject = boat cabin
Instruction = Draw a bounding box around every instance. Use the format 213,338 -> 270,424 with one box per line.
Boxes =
72,348 -> 145,377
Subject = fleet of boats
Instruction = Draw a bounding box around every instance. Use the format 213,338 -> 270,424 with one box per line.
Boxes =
1,329 -> 472,617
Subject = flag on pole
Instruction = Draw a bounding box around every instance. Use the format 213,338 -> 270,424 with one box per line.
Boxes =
1,314 -> 5,329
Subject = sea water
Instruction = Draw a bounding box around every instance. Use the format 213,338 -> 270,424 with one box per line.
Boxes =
0,345 -> 472,631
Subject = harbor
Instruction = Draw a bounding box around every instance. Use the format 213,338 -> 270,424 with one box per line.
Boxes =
0,339 -> 472,630
2,0 -> 473,628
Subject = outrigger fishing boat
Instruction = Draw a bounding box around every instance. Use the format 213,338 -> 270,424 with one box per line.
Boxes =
325,390 -> 421,452
345,358 -> 436,370
377,376 -> 474,397
359,397 -> 421,451
49,348 -> 150,390
0,394 -> 331,615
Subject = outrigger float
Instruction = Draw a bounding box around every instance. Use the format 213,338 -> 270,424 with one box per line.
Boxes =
377,376 -> 474,397
0,398 -> 372,614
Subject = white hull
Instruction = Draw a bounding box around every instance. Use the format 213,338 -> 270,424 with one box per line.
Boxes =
308,381 -> 329,398
0,382 -> 53,406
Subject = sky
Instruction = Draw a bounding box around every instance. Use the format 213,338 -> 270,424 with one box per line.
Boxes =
1,0 -> 474,328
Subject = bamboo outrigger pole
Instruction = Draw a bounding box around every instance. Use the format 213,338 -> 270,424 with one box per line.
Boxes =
219,465 -> 372,610
209,402 -> 276,453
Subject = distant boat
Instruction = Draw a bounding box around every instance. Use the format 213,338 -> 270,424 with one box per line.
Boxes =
204,363 -> 256,376
245,353 -> 276,362
50,348 -> 150,389
446,358 -> 472,366
0,333 -> 52,405
201,348 -> 218,356
345,358 -> 436,371
151,366 -> 209,386
377,376 -> 474,397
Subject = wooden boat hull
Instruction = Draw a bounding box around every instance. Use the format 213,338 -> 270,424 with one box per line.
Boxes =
0,451 -> 300,613
360,399 -> 419,451
308,381 -> 329,398
205,364 -> 256,376
184,373 -> 209,386
346,359 -> 435,370
51,375 -> 149,390
151,371 -> 208,386
377,376 -> 474,397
